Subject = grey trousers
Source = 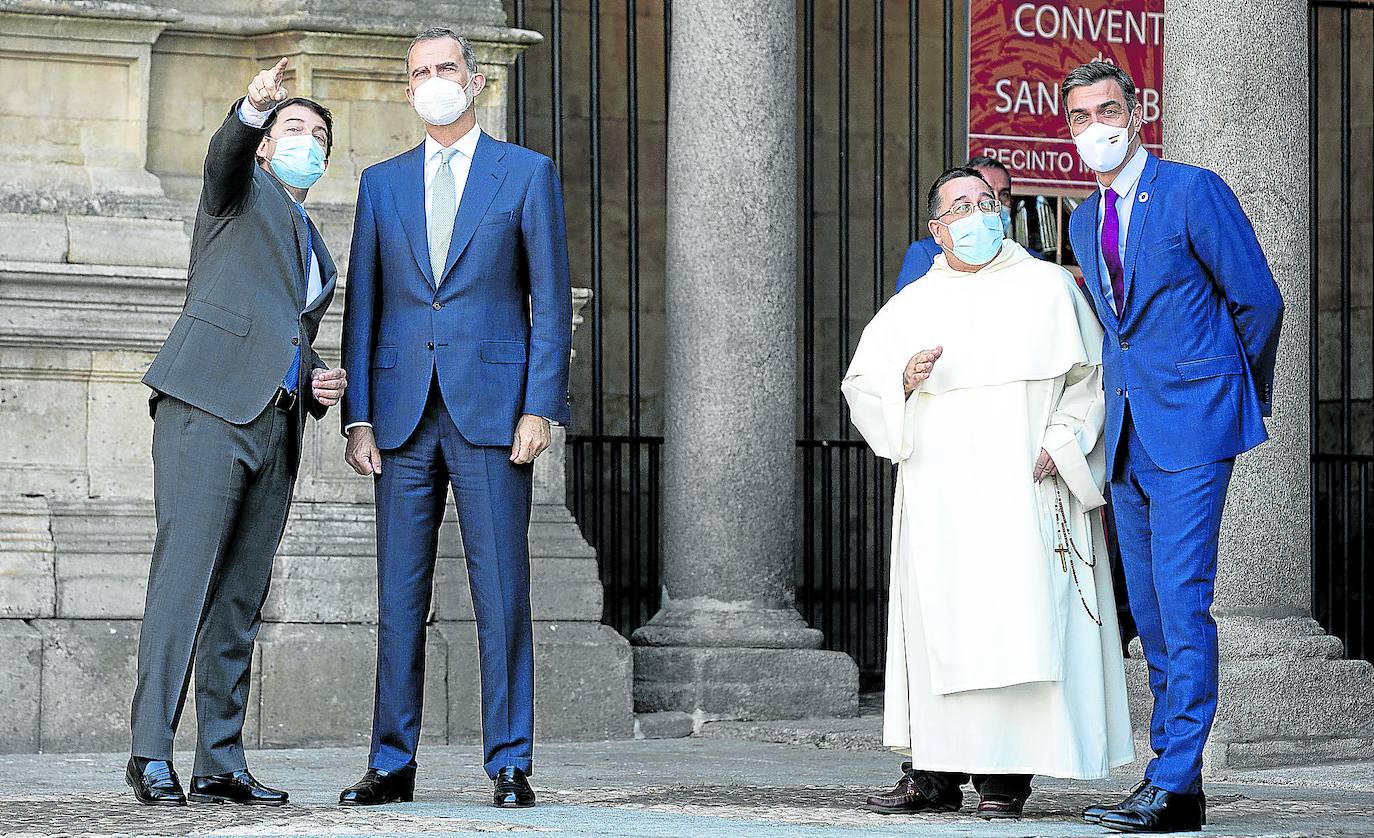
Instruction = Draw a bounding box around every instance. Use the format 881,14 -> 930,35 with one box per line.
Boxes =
130,394 -> 299,776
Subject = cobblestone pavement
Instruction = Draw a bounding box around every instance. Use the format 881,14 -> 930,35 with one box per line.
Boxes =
2,739 -> 1372,837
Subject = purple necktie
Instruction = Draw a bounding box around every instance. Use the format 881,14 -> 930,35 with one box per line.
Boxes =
1101,187 -> 1125,316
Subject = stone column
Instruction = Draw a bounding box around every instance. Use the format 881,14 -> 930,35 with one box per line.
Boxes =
631,0 -> 857,721
1162,0 -> 1374,771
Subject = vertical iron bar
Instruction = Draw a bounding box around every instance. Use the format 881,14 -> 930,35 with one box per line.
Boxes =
1339,7 -> 1352,647
1340,6 -> 1352,458
943,0 -> 955,168
627,0 -> 642,631
589,0 -> 606,574
874,0 -> 885,310
551,0 -> 563,170
513,0 -> 526,146
1308,5 -> 1320,602
802,0 -> 816,626
867,0 -> 885,676
839,0 -> 851,440
611,441 -> 623,632
909,0 -> 919,238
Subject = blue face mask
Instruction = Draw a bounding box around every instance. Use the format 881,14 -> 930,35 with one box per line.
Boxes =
939,210 -> 1005,266
999,205 -> 1013,236
268,134 -> 326,189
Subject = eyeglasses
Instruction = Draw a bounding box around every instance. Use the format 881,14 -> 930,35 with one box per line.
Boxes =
938,198 -> 1001,220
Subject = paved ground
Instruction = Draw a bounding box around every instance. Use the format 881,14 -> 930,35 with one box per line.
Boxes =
3,736 -> 1373,837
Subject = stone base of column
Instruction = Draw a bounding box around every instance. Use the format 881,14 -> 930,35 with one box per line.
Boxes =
632,601 -> 859,721
1124,616 -> 1374,776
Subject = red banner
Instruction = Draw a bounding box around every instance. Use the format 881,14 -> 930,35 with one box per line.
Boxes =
967,0 -> 1164,192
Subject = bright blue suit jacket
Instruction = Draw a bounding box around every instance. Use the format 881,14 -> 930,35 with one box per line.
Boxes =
1067,153 -> 1283,474
341,132 -> 572,449
893,237 -> 1042,292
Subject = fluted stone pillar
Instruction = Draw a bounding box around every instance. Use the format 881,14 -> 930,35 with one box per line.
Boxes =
1162,0 -> 1374,771
630,0 -> 858,721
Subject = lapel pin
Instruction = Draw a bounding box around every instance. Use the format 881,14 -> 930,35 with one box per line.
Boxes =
1138,191 -> 1149,203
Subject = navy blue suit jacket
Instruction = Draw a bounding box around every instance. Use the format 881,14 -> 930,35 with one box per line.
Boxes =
341,132 -> 573,449
1068,153 -> 1283,474
893,237 -> 1042,293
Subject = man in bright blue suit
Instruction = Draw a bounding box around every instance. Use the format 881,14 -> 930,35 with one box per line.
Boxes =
1062,62 -> 1283,835
893,156 -> 1042,292
337,27 -> 571,810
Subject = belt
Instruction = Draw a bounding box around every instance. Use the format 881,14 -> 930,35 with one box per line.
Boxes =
273,387 -> 298,412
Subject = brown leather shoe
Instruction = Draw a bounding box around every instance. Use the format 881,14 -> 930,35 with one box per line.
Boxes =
976,790 -> 1029,819
865,763 -> 963,815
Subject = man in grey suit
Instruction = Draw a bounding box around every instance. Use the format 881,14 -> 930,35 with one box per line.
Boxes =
127,58 -> 348,807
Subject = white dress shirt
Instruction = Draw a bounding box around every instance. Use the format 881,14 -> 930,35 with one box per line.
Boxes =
424,124 -> 482,266
1095,145 -> 1149,313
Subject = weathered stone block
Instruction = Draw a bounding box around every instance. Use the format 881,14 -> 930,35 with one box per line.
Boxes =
0,620 -> 43,753
0,214 -> 67,262
50,500 -> 155,619
256,623 -> 447,749
262,554 -> 376,623
35,619 -> 140,753
0,498 -> 56,618
438,621 -> 634,744
66,216 -> 189,270
633,646 -> 859,721
635,711 -> 694,740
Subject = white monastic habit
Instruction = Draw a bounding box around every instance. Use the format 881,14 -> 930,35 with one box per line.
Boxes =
843,241 -> 1134,779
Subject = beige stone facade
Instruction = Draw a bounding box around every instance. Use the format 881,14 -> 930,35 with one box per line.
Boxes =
0,0 -> 632,754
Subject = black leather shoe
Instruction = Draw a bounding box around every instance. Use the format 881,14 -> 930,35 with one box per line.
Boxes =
1083,779 -> 1150,823
126,757 -> 186,806
865,764 -> 963,815
338,767 -> 416,806
189,769 -> 288,805
1100,784 -> 1206,833
493,766 -> 536,808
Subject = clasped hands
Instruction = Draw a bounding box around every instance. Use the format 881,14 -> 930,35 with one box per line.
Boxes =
902,345 -> 1057,482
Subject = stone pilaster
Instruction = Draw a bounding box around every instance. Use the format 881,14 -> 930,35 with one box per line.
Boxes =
1161,0 -> 1374,771
631,0 -> 858,722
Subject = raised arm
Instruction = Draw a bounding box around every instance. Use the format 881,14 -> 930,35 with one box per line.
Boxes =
201,58 -> 290,217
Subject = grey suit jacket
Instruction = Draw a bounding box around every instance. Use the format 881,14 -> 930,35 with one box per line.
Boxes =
144,99 -> 338,424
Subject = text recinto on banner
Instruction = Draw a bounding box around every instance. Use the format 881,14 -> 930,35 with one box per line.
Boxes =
967,0 -> 1164,193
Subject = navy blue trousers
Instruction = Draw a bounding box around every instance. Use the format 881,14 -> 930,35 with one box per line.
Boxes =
1111,412 -> 1233,794
369,382 -> 534,778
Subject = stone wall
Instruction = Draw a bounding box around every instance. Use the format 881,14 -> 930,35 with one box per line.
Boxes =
0,0 -> 632,755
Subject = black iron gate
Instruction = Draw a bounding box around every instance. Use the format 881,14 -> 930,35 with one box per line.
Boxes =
509,0 -> 959,683
1310,0 -> 1374,664
512,0 -> 1374,677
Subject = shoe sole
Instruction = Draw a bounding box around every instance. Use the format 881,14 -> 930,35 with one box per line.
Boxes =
493,801 -> 537,809
864,803 -> 960,815
1101,821 -> 1204,834
188,793 -> 288,806
976,810 -> 1024,820
125,775 -> 186,807
338,794 -> 414,806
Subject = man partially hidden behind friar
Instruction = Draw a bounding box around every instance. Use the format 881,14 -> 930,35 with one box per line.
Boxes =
842,167 -> 1134,820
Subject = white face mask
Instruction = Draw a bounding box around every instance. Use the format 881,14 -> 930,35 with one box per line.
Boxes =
1073,115 -> 1138,173
412,76 -> 473,126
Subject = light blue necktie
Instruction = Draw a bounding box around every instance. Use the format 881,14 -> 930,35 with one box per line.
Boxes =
429,147 -> 458,284
282,203 -> 311,393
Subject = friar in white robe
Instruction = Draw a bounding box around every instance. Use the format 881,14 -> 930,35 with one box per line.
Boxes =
843,170 -> 1133,819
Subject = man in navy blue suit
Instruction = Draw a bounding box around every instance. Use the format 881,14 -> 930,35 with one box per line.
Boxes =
1062,62 -> 1283,834
893,155 -> 1042,293
338,27 -> 571,809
